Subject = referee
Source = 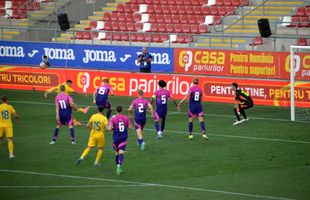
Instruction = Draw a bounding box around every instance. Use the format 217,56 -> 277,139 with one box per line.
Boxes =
137,47 -> 152,73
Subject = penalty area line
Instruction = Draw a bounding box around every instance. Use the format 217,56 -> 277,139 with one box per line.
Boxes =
0,169 -> 295,200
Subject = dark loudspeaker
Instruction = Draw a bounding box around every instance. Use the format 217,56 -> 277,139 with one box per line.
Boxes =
257,18 -> 271,38
58,13 -> 70,31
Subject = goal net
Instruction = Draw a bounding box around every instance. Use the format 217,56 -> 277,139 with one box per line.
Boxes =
290,45 -> 310,121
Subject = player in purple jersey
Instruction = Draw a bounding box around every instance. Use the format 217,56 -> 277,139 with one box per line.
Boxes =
128,89 -> 155,150
178,78 -> 208,140
150,80 -> 178,139
50,85 -> 89,145
93,78 -> 114,119
108,105 -> 132,175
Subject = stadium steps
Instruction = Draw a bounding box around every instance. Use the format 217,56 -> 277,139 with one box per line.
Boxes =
195,0 -> 305,49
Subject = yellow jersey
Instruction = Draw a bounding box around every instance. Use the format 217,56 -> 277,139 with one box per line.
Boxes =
88,113 -> 108,136
0,103 -> 16,127
48,83 -> 74,95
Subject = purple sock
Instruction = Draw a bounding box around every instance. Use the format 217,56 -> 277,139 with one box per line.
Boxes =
106,109 -> 112,119
115,155 -> 119,165
138,139 -> 144,145
69,128 -> 75,142
118,154 -> 124,165
188,122 -> 193,134
52,128 -> 59,141
161,119 -> 166,132
155,121 -> 160,132
200,121 -> 206,134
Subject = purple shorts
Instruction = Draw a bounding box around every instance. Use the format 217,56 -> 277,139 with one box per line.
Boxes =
57,114 -> 73,126
96,101 -> 111,110
188,104 -> 203,118
113,136 -> 127,151
134,118 -> 146,130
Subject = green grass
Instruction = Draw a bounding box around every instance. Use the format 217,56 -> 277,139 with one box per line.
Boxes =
0,89 -> 309,200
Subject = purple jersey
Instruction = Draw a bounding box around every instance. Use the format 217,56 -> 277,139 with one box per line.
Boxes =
55,93 -> 73,116
154,89 -> 172,111
130,97 -> 150,120
96,83 -> 113,104
109,114 -> 131,136
189,86 -> 202,105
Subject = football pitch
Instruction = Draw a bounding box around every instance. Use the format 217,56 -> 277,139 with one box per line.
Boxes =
0,89 -> 309,200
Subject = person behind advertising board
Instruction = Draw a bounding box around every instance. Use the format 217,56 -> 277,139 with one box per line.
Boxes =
40,55 -> 51,69
137,47 -> 152,73
231,83 -> 254,125
0,96 -> 20,159
177,78 -> 208,140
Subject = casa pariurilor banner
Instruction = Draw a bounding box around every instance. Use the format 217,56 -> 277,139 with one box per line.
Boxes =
0,66 -> 309,108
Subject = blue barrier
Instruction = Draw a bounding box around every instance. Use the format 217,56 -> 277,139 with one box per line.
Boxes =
0,41 -> 174,72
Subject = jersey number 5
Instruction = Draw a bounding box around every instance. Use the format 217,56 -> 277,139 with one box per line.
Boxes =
161,95 -> 167,104
1,110 -> 9,120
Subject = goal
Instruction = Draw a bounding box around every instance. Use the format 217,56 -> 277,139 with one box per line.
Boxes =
290,45 -> 310,121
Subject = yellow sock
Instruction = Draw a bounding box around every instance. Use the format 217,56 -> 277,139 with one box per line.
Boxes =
81,147 -> 91,159
95,149 -> 103,163
8,140 -> 14,156
78,108 -> 84,112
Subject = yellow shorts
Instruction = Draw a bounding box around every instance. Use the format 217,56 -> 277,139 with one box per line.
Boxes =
87,134 -> 105,148
0,127 -> 13,138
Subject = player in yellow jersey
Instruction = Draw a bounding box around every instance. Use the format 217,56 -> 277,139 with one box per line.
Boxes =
44,80 -> 89,125
76,106 -> 108,166
0,96 -> 20,159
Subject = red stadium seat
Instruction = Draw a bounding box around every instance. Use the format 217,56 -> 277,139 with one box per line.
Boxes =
215,0 -> 224,5
170,5 -> 178,14
296,7 -> 306,16
306,7 -> 310,16
182,24 -> 190,33
33,2 -> 40,10
165,14 -> 173,23
145,0 -> 152,4
172,14 -> 180,23
213,15 -> 222,25
297,38 -> 307,46
166,24 -> 174,32
189,15 -> 196,23
153,0 -> 160,4
175,23 -> 183,32
240,0 -> 249,6
112,22 -> 120,31
134,13 -> 141,21
202,6 -> 210,15
83,32 -> 92,40
186,6 -> 194,14
124,4 -> 133,12
168,0 -> 176,4
299,16 -> 310,27
227,6 -> 235,15
117,4 -> 125,12
126,13 -> 134,22
218,6 -> 227,15
192,0 -> 199,5
85,21 -> 97,30
127,22 -> 135,31
161,34 -> 169,41
173,35 -> 186,43
157,14 -> 164,23
191,24 -> 199,33
179,6 -> 186,14
118,13 -> 126,21
155,5 -> 163,14
249,36 -> 263,46
162,6 -> 170,14
194,6 -> 202,15
103,21 -> 112,31
147,5 -> 155,13
287,16 -> 299,27
224,0 -> 232,6
152,34 -> 162,42
232,0 -> 240,6
75,32 -> 84,40
160,0 -> 168,4
176,0 -> 183,5
149,14 -> 157,23
183,0 -> 191,5
197,15 -> 205,23
149,23 -> 158,32
135,22 -> 143,31
132,4 -> 139,12
180,15 -> 188,23
184,35 -> 193,43
111,13 -> 118,22
119,22 -> 127,31
121,33 -> 129,41
210,6 -> 218,15
158,23 -> 167,32
199,24 -> 208,33
199,0 -> 207,5
112,33 -> 122,41
103,12 -> 111,21
135,33 -> 145,41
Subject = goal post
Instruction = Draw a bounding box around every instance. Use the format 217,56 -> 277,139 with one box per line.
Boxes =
290,45 -> 310,122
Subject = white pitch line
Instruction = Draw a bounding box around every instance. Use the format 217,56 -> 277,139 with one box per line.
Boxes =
0,169 -> 294,200
0,184 -> 147,189
144,129 -> 310,144
10,100 -> 301,123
